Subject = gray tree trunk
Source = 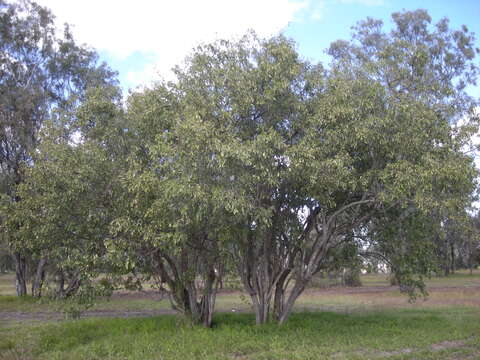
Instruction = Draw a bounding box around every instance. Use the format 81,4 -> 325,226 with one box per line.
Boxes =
31,257 -> 47,297
55,270 -> 65,297
14,253 -> 27,296
277,283 -> 305,325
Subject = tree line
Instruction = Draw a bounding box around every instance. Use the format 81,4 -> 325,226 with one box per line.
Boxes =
1,1 -> 479,326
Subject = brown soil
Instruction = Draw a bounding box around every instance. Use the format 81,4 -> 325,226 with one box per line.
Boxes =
307,284 -> 480,295
0,308 -> 177,326
2,284 -> 480,325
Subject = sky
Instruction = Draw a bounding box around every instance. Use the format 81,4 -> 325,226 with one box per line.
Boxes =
33,0 -> 480,96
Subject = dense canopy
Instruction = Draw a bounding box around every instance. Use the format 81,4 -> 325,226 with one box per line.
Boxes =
1,4 -> 479,326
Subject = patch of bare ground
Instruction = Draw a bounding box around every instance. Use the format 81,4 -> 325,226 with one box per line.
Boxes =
308,285 -> 480,295
109,289 -> 166,300
373,340 -> 468,357
1,284 -> 479,325
0,308 -> 176,326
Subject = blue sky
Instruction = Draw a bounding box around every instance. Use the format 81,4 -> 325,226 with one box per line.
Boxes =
36,0 -> 479,97
284,0 -> 480,97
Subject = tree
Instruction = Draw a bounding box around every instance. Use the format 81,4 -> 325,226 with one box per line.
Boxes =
153,10 -> 478,325
3,85 -> 125,300
457,212 -> 480,274
0,0 -> 117,295
154,34 -> 325,325
109,84 -> 228,327
267,10 -> 479,323
8,8 -> 476,328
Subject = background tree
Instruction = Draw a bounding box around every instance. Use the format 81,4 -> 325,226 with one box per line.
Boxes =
0,0 -> 117,295
3,85 -> 125,300
326,9 -> 479,283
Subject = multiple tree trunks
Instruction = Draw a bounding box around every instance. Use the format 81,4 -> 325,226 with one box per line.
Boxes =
11,259 -> 82,299
152,249 -> 221,327
3,4 -> 479,328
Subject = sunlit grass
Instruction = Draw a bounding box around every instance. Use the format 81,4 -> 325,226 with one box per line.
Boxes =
1,309 -> 479,360
1,270 -> 480,359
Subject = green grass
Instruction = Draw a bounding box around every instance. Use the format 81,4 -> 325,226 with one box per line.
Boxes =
1,309 -> 479,359
0,295 -> 45,312
1,270 -> 480,359
0,274 -> 16,296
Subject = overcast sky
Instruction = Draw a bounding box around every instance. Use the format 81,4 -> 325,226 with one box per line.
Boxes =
34,0 -> 480,96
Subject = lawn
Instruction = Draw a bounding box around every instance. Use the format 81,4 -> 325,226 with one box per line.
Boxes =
1,271 -> 480,359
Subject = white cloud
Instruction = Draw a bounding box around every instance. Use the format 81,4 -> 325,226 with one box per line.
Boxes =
125,63 -> 162,90
35,0 -> 309,88
310,1 -> 326,20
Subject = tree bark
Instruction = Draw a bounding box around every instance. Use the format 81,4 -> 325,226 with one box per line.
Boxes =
198,267 -> 218,327
450,242 -> 455,274
64,274 -> 81,298
55,270 -> 65,297
31,257 -> 47,298
14,252 -> 27,296
181,277 -> 219,327
238,264 -> 275,325
277,282 -> 305,325
273,269 -> 291,322
154,249 -> 220,328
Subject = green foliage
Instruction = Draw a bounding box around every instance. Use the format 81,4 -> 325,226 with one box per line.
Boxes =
0,0 -> 117,192
0,0 -> 118,297
2,8 -> 478,326
2,85 -> 125,303
141,11 -> 478,323
43,279 -> 114,319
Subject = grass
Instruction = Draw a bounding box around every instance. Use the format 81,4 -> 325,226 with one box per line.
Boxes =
0,274 -> 16,296
360,271 -> 480,288
1,270 -> 480,359
1,309 -> 479,359
0,295 -> 43,312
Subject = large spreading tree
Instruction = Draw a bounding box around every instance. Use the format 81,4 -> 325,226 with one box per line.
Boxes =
133,10 -> 477,325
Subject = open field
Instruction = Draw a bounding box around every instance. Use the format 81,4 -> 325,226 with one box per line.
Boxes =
1,271 -> 480,359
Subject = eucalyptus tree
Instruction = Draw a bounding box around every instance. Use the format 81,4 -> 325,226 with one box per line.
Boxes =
162,9 -> 478,325
110,85 -> 230,327
268,10 -> 479,324
0,0 -> 117,295
3,85 -> 126,299
159,34 -> 325,325
326,8 -> 479,280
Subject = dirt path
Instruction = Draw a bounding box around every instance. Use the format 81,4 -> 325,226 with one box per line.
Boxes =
308,284 -> 480,295
2,284 -> 480,326
0,308 -> 178,326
